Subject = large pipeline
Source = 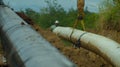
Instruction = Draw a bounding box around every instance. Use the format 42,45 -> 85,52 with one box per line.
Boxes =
52,26 -> 120,67
0,6 -> 76,67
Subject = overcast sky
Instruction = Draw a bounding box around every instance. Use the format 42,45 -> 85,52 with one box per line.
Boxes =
3,0 -> 104,12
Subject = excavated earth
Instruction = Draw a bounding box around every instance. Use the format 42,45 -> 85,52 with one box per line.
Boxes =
0,12 -> 115,67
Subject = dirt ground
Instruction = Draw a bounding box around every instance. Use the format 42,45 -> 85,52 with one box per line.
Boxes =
0,40 -> 7,66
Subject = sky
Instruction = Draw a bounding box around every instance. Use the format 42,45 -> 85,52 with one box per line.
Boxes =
3,0 -> 104,12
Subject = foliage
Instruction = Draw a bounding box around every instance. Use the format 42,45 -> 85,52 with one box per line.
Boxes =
97,0 -> 120,31
25,0 -> 98,29
84,11 -> 98,29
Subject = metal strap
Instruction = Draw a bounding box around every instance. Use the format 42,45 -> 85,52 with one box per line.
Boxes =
74,32 -> 87,48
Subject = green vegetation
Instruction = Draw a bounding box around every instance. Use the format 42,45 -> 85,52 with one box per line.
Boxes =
24,0 -> 120,32
97,0 -> 120,31
22,0 -> 120,45
25,0 -> 98,29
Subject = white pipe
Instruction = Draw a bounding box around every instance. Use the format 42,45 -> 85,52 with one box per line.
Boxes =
53,26 -> 120,67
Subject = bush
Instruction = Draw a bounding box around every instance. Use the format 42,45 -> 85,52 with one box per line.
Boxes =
97,0 -> 120,31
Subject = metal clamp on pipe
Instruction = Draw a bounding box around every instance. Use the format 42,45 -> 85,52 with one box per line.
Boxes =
73,32 -> 87,48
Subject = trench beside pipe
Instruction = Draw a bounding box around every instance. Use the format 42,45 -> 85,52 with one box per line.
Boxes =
0,6 -> 76,67
52,26 -> 120,67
